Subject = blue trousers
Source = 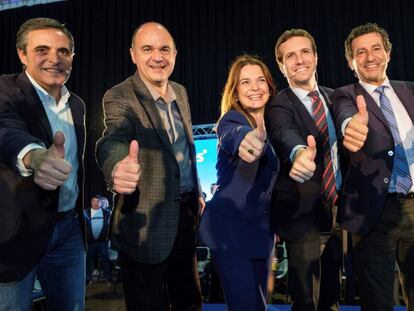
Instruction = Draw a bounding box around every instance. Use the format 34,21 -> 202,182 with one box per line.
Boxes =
0,212 -> 85,310
212,254 -> 269,311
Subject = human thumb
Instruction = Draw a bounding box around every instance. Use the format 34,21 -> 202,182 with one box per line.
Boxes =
306,135 -> 317,161
356,95 -> 369,125
126,140 -> 139,163
51,131 -> 65,158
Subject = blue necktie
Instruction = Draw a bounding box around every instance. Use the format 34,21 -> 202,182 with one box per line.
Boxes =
376,86 -> 412,194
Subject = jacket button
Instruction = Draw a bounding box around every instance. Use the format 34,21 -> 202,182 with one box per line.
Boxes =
263,210 -> 269,216
388,150 -> 394,156
175,173 -> 180,179
384,178 -> 389,184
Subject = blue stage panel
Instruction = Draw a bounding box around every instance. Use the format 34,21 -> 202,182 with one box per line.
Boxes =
202,305 -> 406,311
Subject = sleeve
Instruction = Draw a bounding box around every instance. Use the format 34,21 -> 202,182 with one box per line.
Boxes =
217,111 -> 252,156
0,86 -> 44,171
332,87 -> 359,136
95,88 -> 136,189
265,94 -> 307,162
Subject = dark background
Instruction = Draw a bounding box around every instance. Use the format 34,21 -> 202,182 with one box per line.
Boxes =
1,0 -> 414,200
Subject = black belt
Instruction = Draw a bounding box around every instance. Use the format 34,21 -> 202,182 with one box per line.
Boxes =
387,192 -> 414,200
54,208 -> 77,221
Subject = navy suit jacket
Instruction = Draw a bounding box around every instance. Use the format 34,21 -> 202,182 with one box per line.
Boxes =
332,81 -> 414,235
265,86 -> 341,241
84,207 -> 111,243
199,110 -> 279,258
0,72 -> 86,282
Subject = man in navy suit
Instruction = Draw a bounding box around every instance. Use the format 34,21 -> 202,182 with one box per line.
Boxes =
266,29 -> 342,310
0,18 -> 86,310
84,195 -> 112,284
332,22 -> 414,311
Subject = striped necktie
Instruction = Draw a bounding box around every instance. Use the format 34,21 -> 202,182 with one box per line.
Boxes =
308,91 -> 338,207
376,86 -> 412,194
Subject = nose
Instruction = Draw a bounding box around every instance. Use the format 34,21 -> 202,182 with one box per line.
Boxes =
296,54 -> 304,64
366,50 -> 375,61
47,50 -> 60,63
152,49 -> 163,61
250,81 -> 260,90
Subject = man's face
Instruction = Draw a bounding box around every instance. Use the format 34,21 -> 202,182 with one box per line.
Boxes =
130,24 -> 177,88
17,28 -> 73,96
278,36 -> 317,90
91,198 -> 100,210
349,32 -> 390,86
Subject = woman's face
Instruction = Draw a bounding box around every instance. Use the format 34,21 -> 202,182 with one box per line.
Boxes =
236,64 -> 270,113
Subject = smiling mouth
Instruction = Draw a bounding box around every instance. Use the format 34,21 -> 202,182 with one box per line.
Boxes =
248,95 -> 263,100
42,68 -> 64,74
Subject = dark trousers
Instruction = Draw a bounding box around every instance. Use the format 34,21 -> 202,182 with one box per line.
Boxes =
119,196 -> 202,311
286,230 -> 340,311
352,195 -> 414,311
86,240 -> 112,281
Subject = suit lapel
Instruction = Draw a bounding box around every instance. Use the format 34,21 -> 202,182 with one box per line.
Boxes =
15,72 -> 54,143
286,88 -> 319,137
132,75 -> 176,158
68,95 -> 85,160
391,81 -> 414,123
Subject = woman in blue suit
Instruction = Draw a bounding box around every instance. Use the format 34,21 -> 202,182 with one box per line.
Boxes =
199,55 -> 279,311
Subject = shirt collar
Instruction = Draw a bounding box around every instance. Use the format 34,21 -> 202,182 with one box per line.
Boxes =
359,77 -> 391,96
25,71 -> 70,104
291,85 -> 321,102
138,73 -> 176,105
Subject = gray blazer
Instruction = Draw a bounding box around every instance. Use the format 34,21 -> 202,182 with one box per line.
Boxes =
96,73 -> 200,264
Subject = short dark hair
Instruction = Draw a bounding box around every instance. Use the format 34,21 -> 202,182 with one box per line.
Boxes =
275,28 -> 317,66
16,17 -> 74,53
344,22 -> 392,62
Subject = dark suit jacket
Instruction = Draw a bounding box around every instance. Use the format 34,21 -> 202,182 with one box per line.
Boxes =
96,73 -> 200,264
199,110 -> 279,258
332,81 -> 414,235
0,72 -> 86,282
265,86 -> 339,241
84,207 -> 111,243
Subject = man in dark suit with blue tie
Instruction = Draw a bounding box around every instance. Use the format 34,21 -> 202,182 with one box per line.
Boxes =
332,23 -> 414,311
266,29 -> 342,310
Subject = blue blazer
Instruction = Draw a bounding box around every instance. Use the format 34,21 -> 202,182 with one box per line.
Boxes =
333,81 -> 414,235
199,110 -> 279,258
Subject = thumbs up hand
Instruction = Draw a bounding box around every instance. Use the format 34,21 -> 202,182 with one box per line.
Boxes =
289,135 -> 317,183
111,140 -> 141,194
23,131 -> 72,190
343,95 -> 369,152
239,115 -> 267,163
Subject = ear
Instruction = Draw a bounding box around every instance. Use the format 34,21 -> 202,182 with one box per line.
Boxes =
277,62 -> 286,77
347,58 -> 355,71
129,48 -> 136,64
386,50 -> 391,63
17,48 -> 27,66
314,53 -> 318,66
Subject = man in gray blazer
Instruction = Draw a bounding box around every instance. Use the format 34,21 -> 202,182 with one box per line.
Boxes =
96,22 -> 203,311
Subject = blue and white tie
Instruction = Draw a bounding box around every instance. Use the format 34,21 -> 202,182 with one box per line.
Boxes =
376,86 -> 412,193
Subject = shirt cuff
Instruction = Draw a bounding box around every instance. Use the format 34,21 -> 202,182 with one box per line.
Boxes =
341,117 -> 352,136
290,145 -> 306,163
17,143 -> 46,176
